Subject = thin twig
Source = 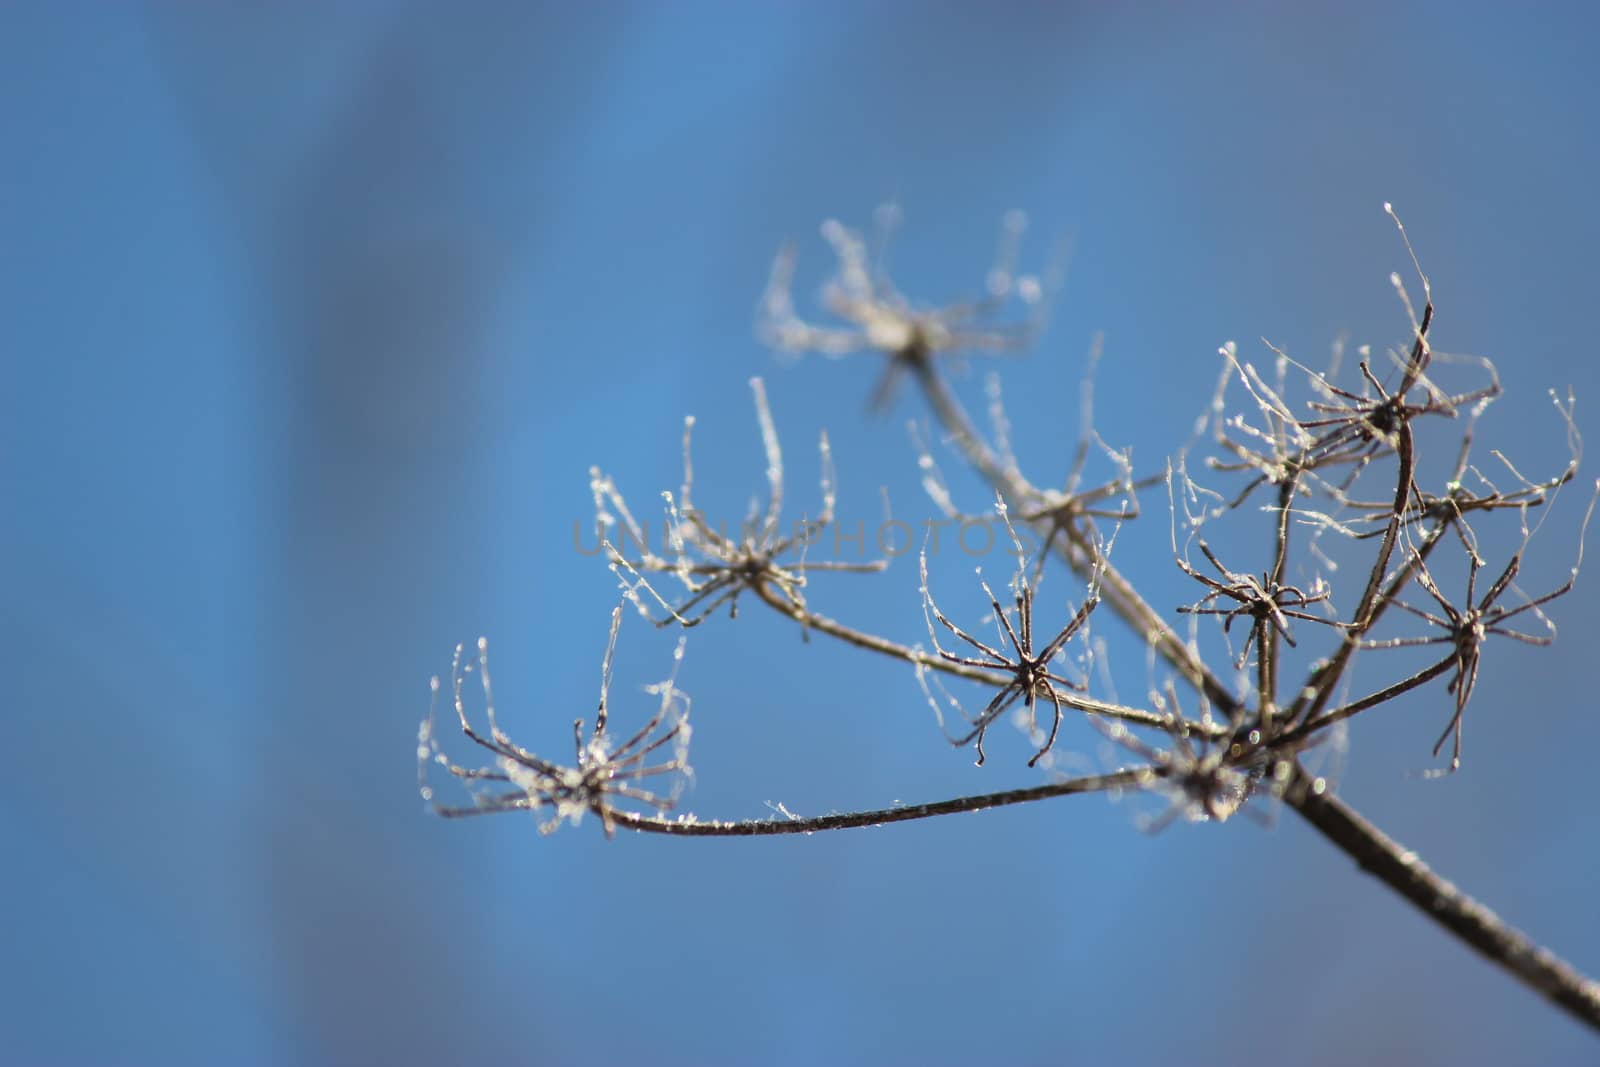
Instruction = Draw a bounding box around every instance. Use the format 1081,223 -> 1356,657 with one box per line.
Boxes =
608,768 -> 1146,836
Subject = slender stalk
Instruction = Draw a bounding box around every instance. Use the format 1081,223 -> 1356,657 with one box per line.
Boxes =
1289,773 -> 1600,1029
1274,654 -> 1456,751
1297,421 -> 1419,718
1260,471 -> 1300,737
609,768 -> 1146,836
1286,514 -> 1446,729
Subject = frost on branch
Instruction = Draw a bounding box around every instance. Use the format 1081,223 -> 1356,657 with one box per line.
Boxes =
419,607 -> 692,838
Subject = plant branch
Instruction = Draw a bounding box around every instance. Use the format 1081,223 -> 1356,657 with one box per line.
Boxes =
748,575 -> 1194,735
1289,771 -> 1600,1030
607,768 -> 1146,837
1274,654 -> 1457,751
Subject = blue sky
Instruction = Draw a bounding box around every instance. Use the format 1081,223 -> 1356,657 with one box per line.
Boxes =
5,4 -> 1600,1064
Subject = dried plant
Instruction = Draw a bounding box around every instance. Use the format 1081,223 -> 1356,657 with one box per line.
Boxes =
423,204 -> 1600,1032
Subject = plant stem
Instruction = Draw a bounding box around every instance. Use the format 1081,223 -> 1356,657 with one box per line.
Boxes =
609,768 -> 1145,836
1289,772 -> 1600,1030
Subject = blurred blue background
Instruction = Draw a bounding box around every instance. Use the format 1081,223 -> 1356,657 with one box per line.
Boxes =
5,3 -> 1599,1064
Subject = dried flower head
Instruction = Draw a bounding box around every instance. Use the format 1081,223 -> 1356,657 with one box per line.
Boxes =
1352,479 -> 1598,774
418,607 -> 691,837
1166,462 -> 1337,676
1096,715 -> 1256,832
760,206 -> 1055,407
1317,389 -> 1581,558
593,377 -> 885,634
1209,206 -> 1499,512
919,500 -> 1102,767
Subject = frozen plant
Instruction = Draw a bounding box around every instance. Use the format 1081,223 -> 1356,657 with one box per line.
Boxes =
422,204 -> 1600,1032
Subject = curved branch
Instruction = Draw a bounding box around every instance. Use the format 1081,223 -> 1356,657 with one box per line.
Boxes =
608,768 -> 1146,837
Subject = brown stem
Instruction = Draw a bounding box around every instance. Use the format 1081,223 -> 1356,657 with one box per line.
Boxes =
1289,772 -> 1600,1030
1286,515 -> 1445,730
1260,472 -> 1300,736
608,768 -> 1146,836
1274,654 -> 1457,751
